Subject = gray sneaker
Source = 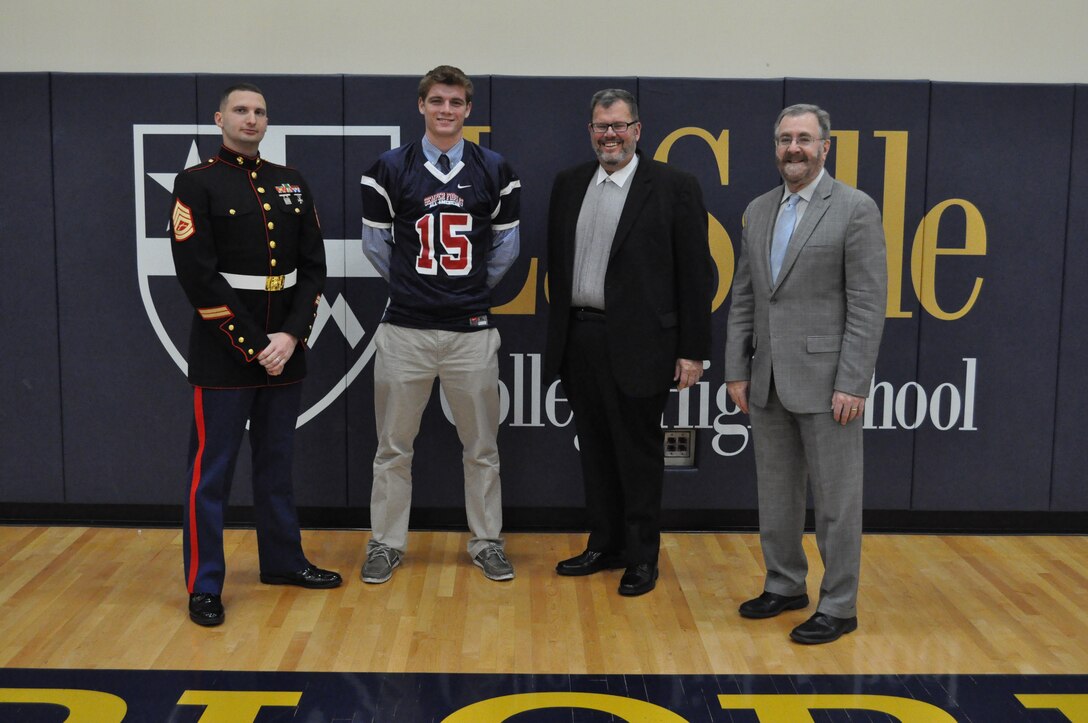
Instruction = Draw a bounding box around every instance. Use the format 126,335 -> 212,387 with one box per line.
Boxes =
361,545 -> 401,584
473,545 -> 515,581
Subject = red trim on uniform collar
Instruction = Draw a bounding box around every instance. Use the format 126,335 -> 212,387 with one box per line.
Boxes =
218,145 -> 263,171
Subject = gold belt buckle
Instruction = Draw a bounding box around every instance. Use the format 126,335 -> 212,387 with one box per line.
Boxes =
265,274 -> 285,292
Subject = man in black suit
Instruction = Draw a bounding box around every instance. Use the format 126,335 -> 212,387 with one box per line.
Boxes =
544,88 -> 713,596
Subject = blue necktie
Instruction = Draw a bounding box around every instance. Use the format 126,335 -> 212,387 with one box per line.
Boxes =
437,153 -> 451,174
770,194 -> 798,283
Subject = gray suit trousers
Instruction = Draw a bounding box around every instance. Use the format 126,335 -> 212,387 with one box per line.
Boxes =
749,383 -> 863,619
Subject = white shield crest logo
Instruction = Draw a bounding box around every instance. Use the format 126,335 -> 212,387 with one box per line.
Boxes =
134,123 -> 400,426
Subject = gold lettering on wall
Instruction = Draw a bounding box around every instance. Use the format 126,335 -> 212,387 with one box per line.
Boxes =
462,126 -> 491,145
830,130 -> 860,188
654,127 -> 730,184
875,131 -> 913,318
911,199 -> 987,320
493,258 -> 538,314
654,127 -> 734,310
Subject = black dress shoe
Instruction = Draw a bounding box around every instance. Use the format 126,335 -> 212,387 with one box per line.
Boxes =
738,590 -> 810,619
556,549 -> 625,576
618,563 -> 658,596
188,592 -> 224,626
789,612 -> 858,644
260,564 -> 342,589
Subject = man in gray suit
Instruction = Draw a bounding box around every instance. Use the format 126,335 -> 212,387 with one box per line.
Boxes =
725,104 -> 887,644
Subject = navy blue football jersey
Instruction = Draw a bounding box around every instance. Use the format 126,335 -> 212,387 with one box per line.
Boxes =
361,140 -> 520,331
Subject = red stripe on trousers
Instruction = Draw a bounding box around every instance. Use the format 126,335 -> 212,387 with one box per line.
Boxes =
186,387 -> 206,593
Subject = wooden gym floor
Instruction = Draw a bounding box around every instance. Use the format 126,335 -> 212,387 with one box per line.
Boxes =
1,526 -> 1087,720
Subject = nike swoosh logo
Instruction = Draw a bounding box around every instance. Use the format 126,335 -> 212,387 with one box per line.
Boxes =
457,183 -> 472,189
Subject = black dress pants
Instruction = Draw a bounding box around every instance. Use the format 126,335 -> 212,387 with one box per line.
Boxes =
560,313 -> 669,565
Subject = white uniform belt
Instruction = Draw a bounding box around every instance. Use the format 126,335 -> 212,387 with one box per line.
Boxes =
220,269 -> 297,292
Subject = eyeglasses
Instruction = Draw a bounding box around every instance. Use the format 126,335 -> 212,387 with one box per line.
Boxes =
589,121 -> 638,134
775,135 -> 825,148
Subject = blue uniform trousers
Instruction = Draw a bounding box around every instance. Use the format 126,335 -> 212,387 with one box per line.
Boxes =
183,384 -> 308,594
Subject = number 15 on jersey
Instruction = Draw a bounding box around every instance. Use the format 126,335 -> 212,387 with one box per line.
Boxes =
415,212 -> 473,277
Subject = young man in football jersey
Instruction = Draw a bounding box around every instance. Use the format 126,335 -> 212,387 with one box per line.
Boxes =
359,65 -> 521,583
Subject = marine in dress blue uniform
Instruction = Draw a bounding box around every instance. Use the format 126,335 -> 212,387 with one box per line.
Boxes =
170,83 -> 341,627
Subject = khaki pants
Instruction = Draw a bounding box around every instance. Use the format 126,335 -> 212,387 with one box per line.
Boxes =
368,323 -> 505,559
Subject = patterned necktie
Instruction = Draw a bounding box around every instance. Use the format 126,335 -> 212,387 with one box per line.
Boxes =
437,153 -> 451,174
770,194 -> 798,283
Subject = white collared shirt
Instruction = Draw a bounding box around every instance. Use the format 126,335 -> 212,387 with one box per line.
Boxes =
595,153 -> 640,187
778,167 -> 825,225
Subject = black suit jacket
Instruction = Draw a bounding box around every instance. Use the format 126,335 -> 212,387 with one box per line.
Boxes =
544,154 -> 714,397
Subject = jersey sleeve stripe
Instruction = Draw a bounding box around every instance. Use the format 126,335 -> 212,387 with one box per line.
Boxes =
498,180 -> 521,197
360,175 -> 395,219
362,217 -> 393,229
491,220 -> 520,231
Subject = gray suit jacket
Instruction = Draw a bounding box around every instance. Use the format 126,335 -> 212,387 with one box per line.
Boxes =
725,172 -> 887,413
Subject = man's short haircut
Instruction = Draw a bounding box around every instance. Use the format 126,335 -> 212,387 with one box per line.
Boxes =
774,103 -> 831,140
418,65 -> 473,104
590,89 -> 639,122
219,82 -> 265,110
